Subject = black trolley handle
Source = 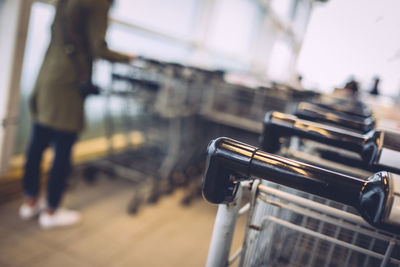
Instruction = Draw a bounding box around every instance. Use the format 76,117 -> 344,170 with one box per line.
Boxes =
202,137 -> 400,234
261,111 -> 382,165
296,102 -> 375,133
315,95 -> 372,117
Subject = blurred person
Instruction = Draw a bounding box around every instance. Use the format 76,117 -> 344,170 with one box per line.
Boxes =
369,76 -> 380,95
344,77 -> 359,94
19,0 -> 135,229
334,76 -> 359,97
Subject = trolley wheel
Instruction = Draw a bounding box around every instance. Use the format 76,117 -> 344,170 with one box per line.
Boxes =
180,193 -> 193,206
148,177 -> 161,204
165,176 -> 175,195
180,180 -> 202,206
147,191 -> 159,204
127,192 -> 143,215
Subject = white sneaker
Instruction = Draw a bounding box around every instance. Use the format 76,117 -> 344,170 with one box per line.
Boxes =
39,209 -> 81,229
19,200 -> 46,220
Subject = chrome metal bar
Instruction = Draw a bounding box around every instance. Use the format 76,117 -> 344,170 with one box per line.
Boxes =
238,202 -> 250,216
238,180 -> 261,267
256,190 -> 394,242
259,216 -> 400,264
228,247 -> 242,266
363,236 -> 376,267
307,199 -> 333,267
343,229 -> 359,267
380,240 -> 396,267
205,186 -> 243,267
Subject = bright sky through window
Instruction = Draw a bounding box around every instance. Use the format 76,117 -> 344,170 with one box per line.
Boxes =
298,0 -> 400,97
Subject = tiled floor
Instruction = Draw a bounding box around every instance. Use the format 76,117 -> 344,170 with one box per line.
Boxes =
0,176 -> 246,267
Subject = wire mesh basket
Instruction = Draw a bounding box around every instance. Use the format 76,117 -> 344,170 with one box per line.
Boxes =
237,180 -> 400,267
206,180 -> 400,267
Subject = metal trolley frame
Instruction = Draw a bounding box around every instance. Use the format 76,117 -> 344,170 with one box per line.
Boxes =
206,180 -> 400,267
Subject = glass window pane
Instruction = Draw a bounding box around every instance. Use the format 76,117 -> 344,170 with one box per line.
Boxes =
0,0 -> 9,118
292,0 -> 311,37
267,39 -> 293,82
16,2 -> 55,154
190,50 -> 250,72
270,0 -> 294,21
110,0 -> 199,38
107,23 -> 191,62
205,0 -> 263,59
297,0 -> 400,96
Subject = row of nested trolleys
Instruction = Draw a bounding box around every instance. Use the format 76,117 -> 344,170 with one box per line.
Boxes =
92,58 -> 400,266
88,58 -> 312,212
202,99 -> 400,265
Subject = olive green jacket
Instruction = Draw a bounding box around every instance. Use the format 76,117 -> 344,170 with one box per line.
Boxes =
30,0 -> 130,132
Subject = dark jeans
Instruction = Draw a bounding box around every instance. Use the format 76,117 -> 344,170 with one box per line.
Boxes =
23,123 -> 77,209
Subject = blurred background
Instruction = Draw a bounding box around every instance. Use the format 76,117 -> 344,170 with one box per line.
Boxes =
1,0 -> 400,266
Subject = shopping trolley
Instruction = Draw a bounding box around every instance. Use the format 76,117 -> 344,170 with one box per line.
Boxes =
81,58 -> 176,213
177,80 -> 316,205
295,102 -> 375,134
200,79 -> 314,133
86,57 -> 226,211
261,111 -> 400,174
203,137 -> 400,267
151,62 -> 225,193
309,95 -> 373,118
